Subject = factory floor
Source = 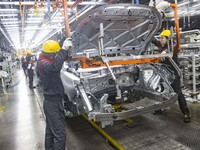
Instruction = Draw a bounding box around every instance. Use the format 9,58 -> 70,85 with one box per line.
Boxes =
1,69 -> 200,150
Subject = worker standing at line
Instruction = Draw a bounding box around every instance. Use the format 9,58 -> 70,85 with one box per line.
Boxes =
152,30 -> 191,123
37,38 -> 72,150
26,51 -> 37,89
21,54 -> 27,77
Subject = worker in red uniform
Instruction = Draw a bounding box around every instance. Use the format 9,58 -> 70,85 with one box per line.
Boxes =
152,30 -> 191,123
37,38 -> 72,150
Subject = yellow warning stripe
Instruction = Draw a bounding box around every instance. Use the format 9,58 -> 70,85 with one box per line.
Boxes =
82,115 -> 125,150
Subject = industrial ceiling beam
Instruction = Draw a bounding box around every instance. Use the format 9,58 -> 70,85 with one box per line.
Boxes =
0,1 -> 106,6
0,25 -> 14,49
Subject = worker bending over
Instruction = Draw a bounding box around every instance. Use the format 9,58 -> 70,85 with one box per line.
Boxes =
152,30 -> 191,123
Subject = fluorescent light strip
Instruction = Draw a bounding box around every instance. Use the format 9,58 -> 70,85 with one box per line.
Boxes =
0,14 -> 18,17
178,1 -> 189,7
0,9 -> 18,11
9,32 -> 19,34
4,24 -> 19,27
51,19 -> 64,23
54,17 -> 64,19
1,18 -> 18,21
3,21 -> 20,24
26,21 -> 42,23
26,26 -> 40,28
29,8 -> 47,11
27,17 -> 43,20
8,33 -> 19,35
28,13 -> 45,16
192,4 -> 200,7
0,1 -> 106,5
6,27 -> 19,30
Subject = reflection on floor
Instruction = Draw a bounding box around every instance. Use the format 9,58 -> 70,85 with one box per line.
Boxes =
0,70 -> 114,150
1,69 -> 200,150
0,70 -> 45,150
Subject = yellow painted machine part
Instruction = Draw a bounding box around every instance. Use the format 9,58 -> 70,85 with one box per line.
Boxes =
82,115 -> 125,150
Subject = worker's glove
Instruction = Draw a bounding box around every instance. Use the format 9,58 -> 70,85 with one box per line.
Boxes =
161,51 -> 167,54
160,51 -> 167,62
156,1 -> 170,11
62,38 -> 73,51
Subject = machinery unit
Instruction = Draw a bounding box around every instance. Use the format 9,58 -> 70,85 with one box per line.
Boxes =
0,51 -> 17,88
60,4 -> 178,127
178,30 -> 200,101
179,44 -> 200,101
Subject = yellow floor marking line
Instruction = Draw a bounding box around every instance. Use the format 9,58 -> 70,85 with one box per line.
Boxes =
113,104 -> 134,123
82,115 -> 125,150
0,106 -> 6,113
124,118 -> 133,123
192,102 -> 200,108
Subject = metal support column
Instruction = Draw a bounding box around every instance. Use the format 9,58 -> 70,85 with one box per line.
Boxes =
63,0 -> 71,37
192,53 -> 198,101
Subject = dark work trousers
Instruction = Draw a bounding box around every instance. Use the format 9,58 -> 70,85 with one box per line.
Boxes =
171,74 -> 189,115
43,99 -> 66,150
28,69 -> 34,88
22,67 -> 27,76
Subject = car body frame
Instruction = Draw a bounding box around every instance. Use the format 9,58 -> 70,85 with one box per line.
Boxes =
61,4 -> 178,127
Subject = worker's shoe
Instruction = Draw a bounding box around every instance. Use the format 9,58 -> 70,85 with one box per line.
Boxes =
183,114 -> 191,123
29,86 -> 36,89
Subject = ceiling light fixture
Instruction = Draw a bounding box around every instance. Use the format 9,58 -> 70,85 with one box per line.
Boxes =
29,8 -> 47,11
192,4 -> 200,7
1,18 -> 18,21
178,1 -> 189,7
26,20 -> 42,23
2,21 -> 20,24
4,24 -> 19,27
0,14 -> 18,17
27,13 -> 45,16
27,17 -> 43,20
0,9 -> 18,12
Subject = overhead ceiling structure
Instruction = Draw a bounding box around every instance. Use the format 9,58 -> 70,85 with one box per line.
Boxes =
175,0 -> 200,31
0,0 -> 199,52
0,0 -> 107,51
0,0 -> 70,51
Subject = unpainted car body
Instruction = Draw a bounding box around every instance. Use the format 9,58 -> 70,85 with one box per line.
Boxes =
60,4 -> 178,127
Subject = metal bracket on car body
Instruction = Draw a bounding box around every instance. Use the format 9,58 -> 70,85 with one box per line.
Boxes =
101,53 -> 173,62
167,57 -> 182,77
92,93 -> 177,122
100,94 -> 114,113
98,23 -> 122,99
77,85 -> 93,112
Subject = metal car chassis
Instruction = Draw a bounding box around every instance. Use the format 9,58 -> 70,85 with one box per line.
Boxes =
61,4 -> 180,127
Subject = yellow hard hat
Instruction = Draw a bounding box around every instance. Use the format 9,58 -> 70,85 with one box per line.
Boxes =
42,40 -> 60,53
160,30 -> 171,37
27,50 -> 32,55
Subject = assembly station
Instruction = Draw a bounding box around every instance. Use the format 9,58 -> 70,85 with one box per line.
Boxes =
0,0 -> 200,149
